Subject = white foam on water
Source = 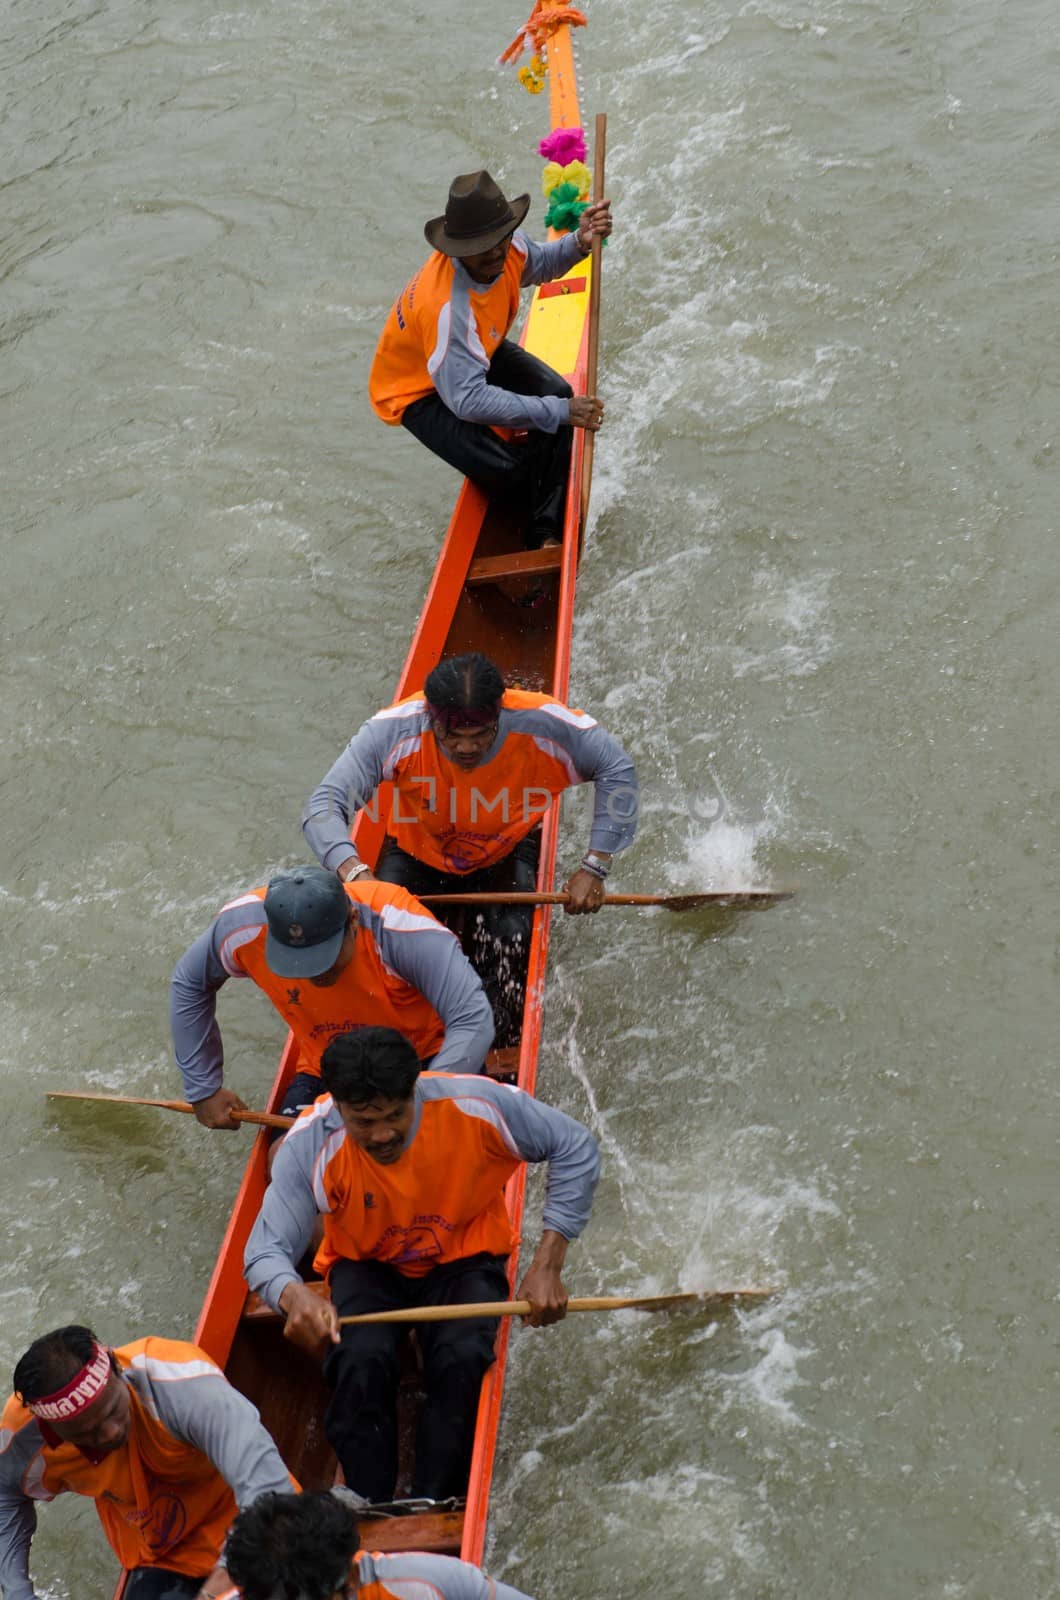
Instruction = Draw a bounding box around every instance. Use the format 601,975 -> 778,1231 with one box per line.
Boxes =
670,817 -> 773,890
593,1461 -> 772,1583
719,1323 -> 813,1427
681,1172 -> 840,1299
730,568 -> 836,681
509,1448 -> 545,1487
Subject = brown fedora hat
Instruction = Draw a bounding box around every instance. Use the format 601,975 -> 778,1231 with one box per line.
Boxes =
424,170 -> 532,258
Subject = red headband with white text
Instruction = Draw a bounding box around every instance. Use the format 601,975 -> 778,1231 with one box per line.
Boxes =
25,1341 -> 112,1422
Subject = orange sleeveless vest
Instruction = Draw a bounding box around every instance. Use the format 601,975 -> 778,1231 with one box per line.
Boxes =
387,689 -> 579,873
4,1340 -> 236,1578
369,248 -> 523,425
234,881 -> 446,1077
314,1077 -> 520,1280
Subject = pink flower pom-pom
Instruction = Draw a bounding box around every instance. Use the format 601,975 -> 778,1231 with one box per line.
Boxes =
538,126 -> 587,166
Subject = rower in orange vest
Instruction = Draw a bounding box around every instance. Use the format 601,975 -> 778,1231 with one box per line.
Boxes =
170,869 -> 493,1131
369,169 -> 611,550
0,1326 -> 293,1600
225,1489 -> 536,1600
302,651 -> 638,1043
244,1026 -> 599,1505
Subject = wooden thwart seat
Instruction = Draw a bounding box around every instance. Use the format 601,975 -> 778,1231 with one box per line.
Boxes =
465,546 -> 562,586
356,1510 -> 463,1554
484,1045 -> 520,1076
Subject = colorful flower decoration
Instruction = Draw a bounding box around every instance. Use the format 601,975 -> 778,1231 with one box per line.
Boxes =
518,54 -> 546,94
561,159 -> 590,197
543,180 -> 589,234
539,126 -> 587,166
542,158 -> 591,201
542,160 -> 563,197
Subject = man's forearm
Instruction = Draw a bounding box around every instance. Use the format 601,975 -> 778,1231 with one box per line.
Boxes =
529,1229 -> 569,1274
430,1002 -> 495,1074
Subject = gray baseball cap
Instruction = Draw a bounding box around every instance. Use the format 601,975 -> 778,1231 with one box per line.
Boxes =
264,867 -> 350,978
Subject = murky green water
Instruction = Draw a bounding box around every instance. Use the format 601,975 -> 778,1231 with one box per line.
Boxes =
3,1 -> 1057,1595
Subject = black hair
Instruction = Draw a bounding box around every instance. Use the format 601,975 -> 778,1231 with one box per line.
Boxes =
13,1325 -> 110,1403
321,1027 -> 421,1107
424,652 -> 504,713
225,1491 -> 359,1600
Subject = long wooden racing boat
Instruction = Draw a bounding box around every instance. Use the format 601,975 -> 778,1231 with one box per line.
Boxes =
129,3 -> 602,1581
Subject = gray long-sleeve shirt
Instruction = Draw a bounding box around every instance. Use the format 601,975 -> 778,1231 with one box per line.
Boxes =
0,1339 -> 291,1600
353,1547 -> 534,1600
244,1072 -> 601,1311
429,231 -> 585,433
170,884 -> 494,1102
302,692 -> 639,877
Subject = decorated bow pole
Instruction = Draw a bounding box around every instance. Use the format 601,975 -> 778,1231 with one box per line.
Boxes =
501,1 -> 606,533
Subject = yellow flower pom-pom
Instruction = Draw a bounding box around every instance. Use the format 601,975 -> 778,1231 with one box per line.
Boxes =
561,159 -> 591,198
518,64 -> 545,94
529,54 -> 545,75
542,161 -> 564,198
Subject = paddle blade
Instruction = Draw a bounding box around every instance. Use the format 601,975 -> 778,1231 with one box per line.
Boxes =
567,1287 -> 778,1314
653,890 -> 794,912
45,1090 -> 292,1130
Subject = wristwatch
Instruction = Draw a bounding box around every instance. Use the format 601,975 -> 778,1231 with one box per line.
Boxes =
581,852 -> 611,880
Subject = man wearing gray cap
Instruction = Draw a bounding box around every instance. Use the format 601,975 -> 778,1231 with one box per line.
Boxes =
369,168 -> 611,548
169,867 -> 494,1129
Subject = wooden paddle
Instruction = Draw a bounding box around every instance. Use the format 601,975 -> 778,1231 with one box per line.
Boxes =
421,889 -> 793,912
579,110 -> 607,532
46,1091 -> 294,1130
339,1287 -> 776,1326
45,1043 -> 523,1119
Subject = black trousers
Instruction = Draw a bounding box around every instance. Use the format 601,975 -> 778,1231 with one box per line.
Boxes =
377,833 -> 539,1048
124,1570 -> 202,1600
323,1253 -> 509,1502
279,1068 -> 326,1117
401,341 -> 573,546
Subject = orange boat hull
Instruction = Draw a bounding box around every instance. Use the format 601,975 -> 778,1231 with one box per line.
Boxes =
115,9 -> 597,1586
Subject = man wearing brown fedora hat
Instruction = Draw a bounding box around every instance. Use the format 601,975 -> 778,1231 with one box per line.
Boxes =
369,169 -> 611,548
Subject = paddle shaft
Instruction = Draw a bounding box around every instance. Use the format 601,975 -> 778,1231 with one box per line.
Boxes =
340,1288 -> 773,1326
421,889 -> 789,910
46,1090 -> 293,1130
580,111 -> 607,530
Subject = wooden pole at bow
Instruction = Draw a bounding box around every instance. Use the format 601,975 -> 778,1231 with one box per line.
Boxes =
580,111 -> 607,533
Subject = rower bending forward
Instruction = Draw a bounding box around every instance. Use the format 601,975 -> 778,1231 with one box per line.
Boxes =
226,1489 -> 536,1600
244,1026 -> 600,1504
170,866 -> 493,1128
303,651 -> 638,1041
0,1326 -> 292,1600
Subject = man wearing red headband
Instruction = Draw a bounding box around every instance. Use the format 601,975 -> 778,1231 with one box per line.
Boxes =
302,652 -> 638,1043
0,1326 -> 292,1600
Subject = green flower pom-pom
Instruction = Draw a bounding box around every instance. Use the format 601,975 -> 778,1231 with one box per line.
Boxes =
544,181 -> 588,234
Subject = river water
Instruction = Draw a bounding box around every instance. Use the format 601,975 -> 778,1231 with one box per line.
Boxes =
2,0 -> 1057,1595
